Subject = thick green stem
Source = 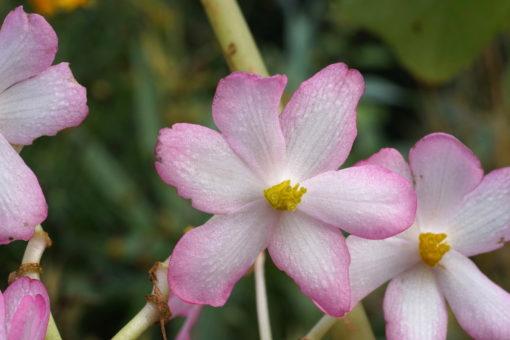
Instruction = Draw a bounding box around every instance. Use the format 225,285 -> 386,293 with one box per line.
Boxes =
111,303 -> 160,340
302,304 -> 375,340
201,0 -> 268,76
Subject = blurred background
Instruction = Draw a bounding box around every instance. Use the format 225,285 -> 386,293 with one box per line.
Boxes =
1,0 -> 510,338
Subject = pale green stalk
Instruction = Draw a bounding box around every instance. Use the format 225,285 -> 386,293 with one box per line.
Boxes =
16,225 -> 62,340
255,252 -> 272,340
302,304 -> 375,340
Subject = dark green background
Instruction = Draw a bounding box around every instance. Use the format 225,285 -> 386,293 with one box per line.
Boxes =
1,0 -> 510,338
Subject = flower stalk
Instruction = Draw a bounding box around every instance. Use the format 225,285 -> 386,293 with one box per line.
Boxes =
9,225 -> 62,340
201,0 -> 268,76
255,252 -> 272,340
111,258 -> 171,340
302,304 -> 375,340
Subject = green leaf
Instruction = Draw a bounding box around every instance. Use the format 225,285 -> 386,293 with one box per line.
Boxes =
336,0 -> 510,84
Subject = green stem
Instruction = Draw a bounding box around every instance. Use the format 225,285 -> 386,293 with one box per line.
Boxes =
16,225 -> 62,340
111,303 -> 160,340
255,252 -> 272,340
201,0 -> 268,76
302,304 -> 375,340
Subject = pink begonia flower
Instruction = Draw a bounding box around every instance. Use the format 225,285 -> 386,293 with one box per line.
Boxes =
0,6 -> 88,244
349,132 -> 510,339
155,63 -> 417,316
168,294 -> 202,340
0,277 -> 50,340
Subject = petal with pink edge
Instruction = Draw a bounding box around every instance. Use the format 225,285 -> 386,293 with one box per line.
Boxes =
355,147 -> 412,182
4,278 -> 50,340
155,124 -> 263,214
384,265 -> 447,340
447,167 -> 510,257
0,134 -> 47,244
409,133 -> 483,232
268,211 -> 350,317
0,63 -> 88,145
347,235 -> 419,307
299,165 -> 416,239
168,201 -> 278,306
169,295 -> 202,340
435,250 -> 510,340
280,63 -> 364,181
0,7 -> 57,93
212,72 -> 286,183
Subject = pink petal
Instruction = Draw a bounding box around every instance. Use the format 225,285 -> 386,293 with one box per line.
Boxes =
447,167 -> 510,256
4,278 -> 50,340
435,250 -> 510,340
0,290 -> 6,340
0,134 -> 47,244
168,201 -> 278,306
355,147 -> 412,182
347,235 -> 419,307
212,72 -> 287,183
168,295 -> 202,340
267,211 -> 350,317
0,6 -> 57,93
279,63 -> 364,181
299,165 -> 416,239
409,133 -> 483,232
383,266 -> 447,340
0,63 -> 88,145
155,124 -> 263,214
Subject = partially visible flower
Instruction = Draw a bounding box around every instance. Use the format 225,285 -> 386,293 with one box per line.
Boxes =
0,277 -> 50,340
349,133 -> 510,339
168,294 -> 202,340
156,63 -> 416,316
30,0 -> 88,16
0,6 -> 88,244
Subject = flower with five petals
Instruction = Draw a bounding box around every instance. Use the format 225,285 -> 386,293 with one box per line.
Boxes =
349,133 -> 510,339
156,63 -> 416,316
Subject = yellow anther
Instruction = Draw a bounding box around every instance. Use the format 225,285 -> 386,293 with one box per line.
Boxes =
419,233 -> 451,267
264,180 -> 307,211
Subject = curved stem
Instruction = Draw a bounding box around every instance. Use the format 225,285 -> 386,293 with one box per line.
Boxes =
111,303 -> 160,340
110,258 -> 171,339
302,304 -> 375,340
255,252 -> 272,340
14,225 -> 62,340
201,0 -> 268,76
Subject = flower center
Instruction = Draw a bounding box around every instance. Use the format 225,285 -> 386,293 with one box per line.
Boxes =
419,233 -> 451,267
264,180 -> 307,211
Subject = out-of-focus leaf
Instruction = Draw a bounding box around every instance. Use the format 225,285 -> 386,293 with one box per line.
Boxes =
335,0 -> 510,84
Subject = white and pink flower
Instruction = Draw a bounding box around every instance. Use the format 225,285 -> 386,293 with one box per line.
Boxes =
156,63 -> 417,316
0,6 -> 88,244
0,277 -> 50,340
349,133 -> 510,339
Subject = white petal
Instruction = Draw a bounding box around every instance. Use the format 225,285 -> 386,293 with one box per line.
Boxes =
409,133 -> 483,232
383,265 -> 447,340
347,235 -> 419,306
268,211 -> 350,317
280,63 -> 364,180
168,201 -> 278,306
435,250 -> 510,340
447,168 -> 510,256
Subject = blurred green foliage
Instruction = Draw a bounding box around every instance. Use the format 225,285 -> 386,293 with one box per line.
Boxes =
0,0 -> 509,339
337,0 -> 510,84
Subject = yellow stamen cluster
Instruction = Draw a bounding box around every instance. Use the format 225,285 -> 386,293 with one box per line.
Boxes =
419,233 -> 451,267
264,180 -> 307,211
